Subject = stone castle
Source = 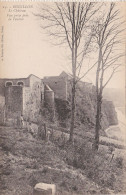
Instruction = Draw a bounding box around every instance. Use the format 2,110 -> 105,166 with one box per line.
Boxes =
0,71 -> 117,128
0,71 -> 74,126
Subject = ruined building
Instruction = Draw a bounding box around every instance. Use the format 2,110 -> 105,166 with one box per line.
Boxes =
0,72 -> 68,126
0,74 -> 43,126
0,72 -> 118,128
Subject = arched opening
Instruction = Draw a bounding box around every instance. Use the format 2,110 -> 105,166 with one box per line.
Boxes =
17,81 -> 24,86
5,81 -> 13,87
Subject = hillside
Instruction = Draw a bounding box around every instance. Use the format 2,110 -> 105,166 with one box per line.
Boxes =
0,125 -> 126,195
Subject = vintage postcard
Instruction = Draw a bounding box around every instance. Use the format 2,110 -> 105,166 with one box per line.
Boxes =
0,1 -> 126,195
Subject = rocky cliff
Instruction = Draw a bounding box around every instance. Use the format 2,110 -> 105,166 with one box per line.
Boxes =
55,81 -> 118,131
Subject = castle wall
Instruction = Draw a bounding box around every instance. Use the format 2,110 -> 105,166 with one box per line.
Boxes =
0,77 -> 29,96
43,77 -> 67,100
23,77 -> 44,123
4,86 -> 23,126
29,74 -> 42,89
0,80 -> 6,96
0,75 -> 44,125
44,88 -> 54,109
0,96 -> 5,125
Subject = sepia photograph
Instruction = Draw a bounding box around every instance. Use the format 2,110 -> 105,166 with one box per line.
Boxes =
0,1 -> 126,195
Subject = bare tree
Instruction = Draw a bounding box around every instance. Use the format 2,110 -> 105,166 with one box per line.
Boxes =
35,2 -> 99,142
91,3 -> 125,150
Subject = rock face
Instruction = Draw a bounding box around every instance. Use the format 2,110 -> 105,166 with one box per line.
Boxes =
102,100 -> 118,126
55,81 -> 118,131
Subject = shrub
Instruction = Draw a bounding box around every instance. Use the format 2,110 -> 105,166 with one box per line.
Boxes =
42,167 -> 48,174
115,157 -> 123,169
108,145 -> 115,154
60,140 -> 121,190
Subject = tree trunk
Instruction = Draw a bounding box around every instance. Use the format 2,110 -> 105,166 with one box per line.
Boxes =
93,95 -> 102,150
93,47 -> 102,151
69,6 -> 76,143
69,81 -> 76,142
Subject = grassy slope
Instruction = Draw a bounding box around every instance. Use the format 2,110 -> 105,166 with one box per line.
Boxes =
0,126 -> 126,195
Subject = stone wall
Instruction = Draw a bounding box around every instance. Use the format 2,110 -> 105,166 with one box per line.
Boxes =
23,79 -> 44,123
0,96 -> 5,125
4,86 -> 23,126
0,77 -> 30,96
0,75 -> 44,126
0,79 -> 6,96
44,85 -> 55,109
23,87 -> 31,119
29,74 -> 42,89
43,76 -> 67,100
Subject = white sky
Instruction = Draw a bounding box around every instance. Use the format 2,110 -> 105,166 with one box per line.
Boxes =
0,2 -> 125,89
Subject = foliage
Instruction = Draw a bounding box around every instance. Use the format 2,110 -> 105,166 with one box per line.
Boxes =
52,137 -> 125,190
115,157 -> 123,169
55,98 -> 71,127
